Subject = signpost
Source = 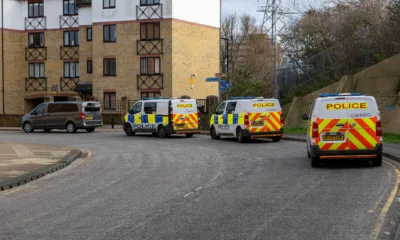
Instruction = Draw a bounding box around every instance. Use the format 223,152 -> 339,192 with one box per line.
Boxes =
51,85 -> 57,94
205,77 -> 219,82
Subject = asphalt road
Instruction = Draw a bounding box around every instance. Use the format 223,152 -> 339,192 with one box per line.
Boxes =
0,131 -> 398,240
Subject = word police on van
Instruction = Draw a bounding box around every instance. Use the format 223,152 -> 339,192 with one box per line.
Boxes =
210,97 -> 284,143
123,98 -> 200,138
302,93 -> 383,167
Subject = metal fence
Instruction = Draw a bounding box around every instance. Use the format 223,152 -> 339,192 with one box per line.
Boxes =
98,100 -> 123,114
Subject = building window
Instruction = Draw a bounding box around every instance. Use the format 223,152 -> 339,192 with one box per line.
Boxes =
103,25 -> 116,42
63,0 -> 78,15
29,63 -> 45,78
141,92 -> 161,99
103,58 -> 116,76
140,0 -> 160,6
64,62 -> 80,78
28,32 -> 44,48
104,92 -> 116,110
140,22 -> 160,40
64,31 -> 79,46
87,60 -> 93,74
140,57 -> 160,75
28,2 -> 44,18
87,27 -> 92,41
103,0 -> 116,9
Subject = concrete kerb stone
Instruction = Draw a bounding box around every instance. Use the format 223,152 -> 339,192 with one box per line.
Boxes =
0,149 -> 83,192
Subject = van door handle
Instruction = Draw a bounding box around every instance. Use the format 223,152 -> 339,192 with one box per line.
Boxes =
336,123 -> 344,127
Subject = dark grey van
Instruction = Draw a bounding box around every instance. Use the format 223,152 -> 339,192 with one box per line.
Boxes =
21,102 -> 103,133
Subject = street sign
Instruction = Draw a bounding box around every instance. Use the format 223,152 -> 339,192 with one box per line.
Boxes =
206,77 -> 219,82
51,85 -> 57,94
215,73 -> 226,77
219,80 -> 231,92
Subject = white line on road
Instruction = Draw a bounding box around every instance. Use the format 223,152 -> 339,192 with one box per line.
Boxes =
184,186 -> 203,198
184,192 -> 194,198
12,145 -> 34,157
195,187 -> 203,192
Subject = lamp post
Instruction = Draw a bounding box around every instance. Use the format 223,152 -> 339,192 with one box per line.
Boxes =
220,37 -> 229,75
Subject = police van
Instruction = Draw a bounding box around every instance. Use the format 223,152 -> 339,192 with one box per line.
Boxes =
210,97 -> 284,143
302,93 -> 383,167
123,98 -> 200,138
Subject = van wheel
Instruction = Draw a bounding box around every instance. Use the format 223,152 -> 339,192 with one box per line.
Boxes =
210,127 -> 220,140
272,136 -> 281,142
44,129 -> 52,133
158,126 -> 167,138
311,156 -> 321,168
23,122 -> 34,133
66,122 -> 77,133
307,144 -> 311,158
124,124 -> 135,136
86,128 -> 95,133
236,128 -> 247,143
185,133 -> 194,138
372,155 -> 382,167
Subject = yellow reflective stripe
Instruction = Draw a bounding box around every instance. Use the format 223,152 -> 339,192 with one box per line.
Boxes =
210,114 -> 214,125
268,114 -> 281,130
354,128 -> 377,146
330,119 -> 347,132
318,119 -> 331,132
238,113 -> 245,124
228,114 -> 233,124
124,114 -> 128,123
270,112 -> 282,128
348,131 -> 365,149
134,114 -> 141,124
329,142 -> 342,150
362,118 -> 376,130
148,114 -> 156,124
163,116 -> 169,124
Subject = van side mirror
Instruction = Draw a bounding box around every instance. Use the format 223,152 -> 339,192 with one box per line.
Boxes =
301,113 -> 309,120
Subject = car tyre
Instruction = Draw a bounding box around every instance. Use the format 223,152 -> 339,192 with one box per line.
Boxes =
307,144 -> 311,158
66,122 -> 77,133
185,133 -> 194,138
372,155 -> 382,167
86,127 -> 95,133
44,129 -> 52,133
158,126 -> 167,138
210,127 -> 220,140
124,124 -> 135,136
23,122 -> 34,133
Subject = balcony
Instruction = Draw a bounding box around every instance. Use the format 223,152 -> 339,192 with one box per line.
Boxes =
60,15 -> 79,28
136,4 -> 163,20
26,78 -> 47,91
137,39 -> 163,55
60,77 -> 79,91
25,47 -> 47,61
25,17 -> 46,30
137,74 -> 164,90
60,46 -> 79,60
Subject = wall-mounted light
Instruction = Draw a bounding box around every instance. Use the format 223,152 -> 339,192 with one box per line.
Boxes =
190,74 -> 196,89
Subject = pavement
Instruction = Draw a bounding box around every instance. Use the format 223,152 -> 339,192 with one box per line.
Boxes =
0,131 -> 399,239
0,143 -> 82,191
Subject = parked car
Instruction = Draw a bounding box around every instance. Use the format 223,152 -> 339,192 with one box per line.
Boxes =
21,102 -> 103,133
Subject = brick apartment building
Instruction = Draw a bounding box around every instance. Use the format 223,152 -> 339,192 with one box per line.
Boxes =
0,0 -> 220,115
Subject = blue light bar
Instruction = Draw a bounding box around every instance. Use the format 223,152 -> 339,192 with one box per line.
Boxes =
319,93 -> 361,97
229,96 -> 255,100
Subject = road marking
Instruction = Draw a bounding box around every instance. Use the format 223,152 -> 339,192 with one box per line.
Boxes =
195,187 -> 203,191
12,145 -> 34,157
108,224 -> 122,232
184,192 -> 194,198
184,186 -> 203,198
371,161 -> 400,240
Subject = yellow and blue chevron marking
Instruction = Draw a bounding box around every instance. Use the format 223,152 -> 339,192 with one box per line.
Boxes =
127,114 -> 169,125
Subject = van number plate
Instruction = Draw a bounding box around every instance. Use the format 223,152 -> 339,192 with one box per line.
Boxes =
322,135 -> 344,141
85,116 -> 93,120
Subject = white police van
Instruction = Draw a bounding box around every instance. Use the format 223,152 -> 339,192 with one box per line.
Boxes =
124,98 -> 200,138
210,97 -> 284,143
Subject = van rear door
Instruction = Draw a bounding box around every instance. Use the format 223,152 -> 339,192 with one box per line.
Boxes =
246,99 -> 282,133
347,97 -> 379,151
171,100 -> 198,131
84,102 -> 102,125
316,98 -> 349,151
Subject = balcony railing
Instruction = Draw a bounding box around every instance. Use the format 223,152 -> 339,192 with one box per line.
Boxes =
136,4 -> 163,20
60,77 -> 79,91
25,47 -> 47,61
25,17 -> 46,30
60,46 -> 79,60
137,74 -> 164,90
137,39 -> 163,55
26,78 -> 47,91
60,15 -> 79,28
